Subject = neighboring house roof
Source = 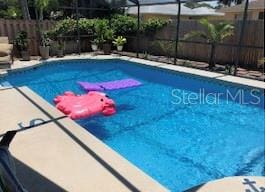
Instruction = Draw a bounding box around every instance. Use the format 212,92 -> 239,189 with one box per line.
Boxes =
218,0 -> 265,13
127,4 -> 224,16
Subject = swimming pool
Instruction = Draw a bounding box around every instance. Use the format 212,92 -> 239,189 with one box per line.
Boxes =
1,59 -> 264,191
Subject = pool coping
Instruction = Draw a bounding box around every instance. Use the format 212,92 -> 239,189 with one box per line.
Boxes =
0,54 -> 264,191
185,176 -> 265,192
0,86 -> 169,192
1,54 -> 265,90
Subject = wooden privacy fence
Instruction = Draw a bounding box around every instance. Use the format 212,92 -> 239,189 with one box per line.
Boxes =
147,20 -> 264,69
0,19 -> 56,55
0,19 -> 263,69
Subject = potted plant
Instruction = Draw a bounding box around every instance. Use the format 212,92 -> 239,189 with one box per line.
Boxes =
14,31 -> 30,61
91,38 -> 99,51
57,39 -> 64,57
39,32 -> 51,59
113,36 -> 127,51
102,29 -> 114,55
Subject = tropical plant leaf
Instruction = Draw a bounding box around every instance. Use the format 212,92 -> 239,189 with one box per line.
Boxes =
183,31 -> 208,41
199,18 -> 217,42
184,19 -> 234,43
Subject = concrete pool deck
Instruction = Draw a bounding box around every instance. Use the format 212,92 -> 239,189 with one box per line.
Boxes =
0,54 -> 264,191
186,176 -> 265,192
0,87 -> 168,191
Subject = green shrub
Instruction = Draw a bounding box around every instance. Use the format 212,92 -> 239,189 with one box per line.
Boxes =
78,18 -> 95,34
48,18 -> 109,38
48,18 -> 76,39
40,32 -> 51,47
14,31 -> 28,51
47,16 -> 169,40
110,15 -> 137,35
103,29 -> 115,43
142,18 -> 169,35
94,19 -> 109,33
79,18 -> 108,34
94,19 -> 109,43
111,15 -> 169,36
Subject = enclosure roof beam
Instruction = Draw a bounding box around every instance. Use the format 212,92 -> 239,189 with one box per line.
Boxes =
174,0 -> 181,65
59,6 -> 109,11
58,0 -> 221,10
234,0 -> 249,75
112,0 -> 219,8
128,0 -> 139,5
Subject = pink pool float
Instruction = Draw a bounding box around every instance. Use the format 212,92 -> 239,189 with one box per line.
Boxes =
78,78 -> 142,91
54,91 -> 116,120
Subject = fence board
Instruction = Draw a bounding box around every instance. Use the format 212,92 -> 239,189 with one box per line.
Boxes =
0,19 -> 263,69
0,19 -> 56,56
154,20 -> 264,69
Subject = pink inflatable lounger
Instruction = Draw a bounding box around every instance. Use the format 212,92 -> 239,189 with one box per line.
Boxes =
78,78 -> 142,91
54,91 -> 116,120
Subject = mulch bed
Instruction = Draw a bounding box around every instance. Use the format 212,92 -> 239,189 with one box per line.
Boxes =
116,51 -> 264,82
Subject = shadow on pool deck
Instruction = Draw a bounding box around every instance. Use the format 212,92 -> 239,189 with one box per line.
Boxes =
0,87 -> 168,192
184,184 -> 204,192
7,88 -> 155,192
14,157 -> 67,191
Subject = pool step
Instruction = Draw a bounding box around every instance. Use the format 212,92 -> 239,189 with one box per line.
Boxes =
0,81 -> 13,89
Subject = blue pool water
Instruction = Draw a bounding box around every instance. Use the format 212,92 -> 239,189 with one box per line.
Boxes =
1,59 -> 264,191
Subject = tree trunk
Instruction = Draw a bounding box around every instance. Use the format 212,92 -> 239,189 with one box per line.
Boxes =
19,0 -> 31,20
34,6 -> 41,47
39,9 -> 44,21
209,44 -> 216,69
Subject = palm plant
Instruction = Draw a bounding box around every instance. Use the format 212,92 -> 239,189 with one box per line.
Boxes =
35,0 -> 50,21
113,36 -> 127,51
113,36 -> 127,47
152,40 -> 176,59
184,18 -> 234,69
34,0 -> 54,38
34,0 -> 53,58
